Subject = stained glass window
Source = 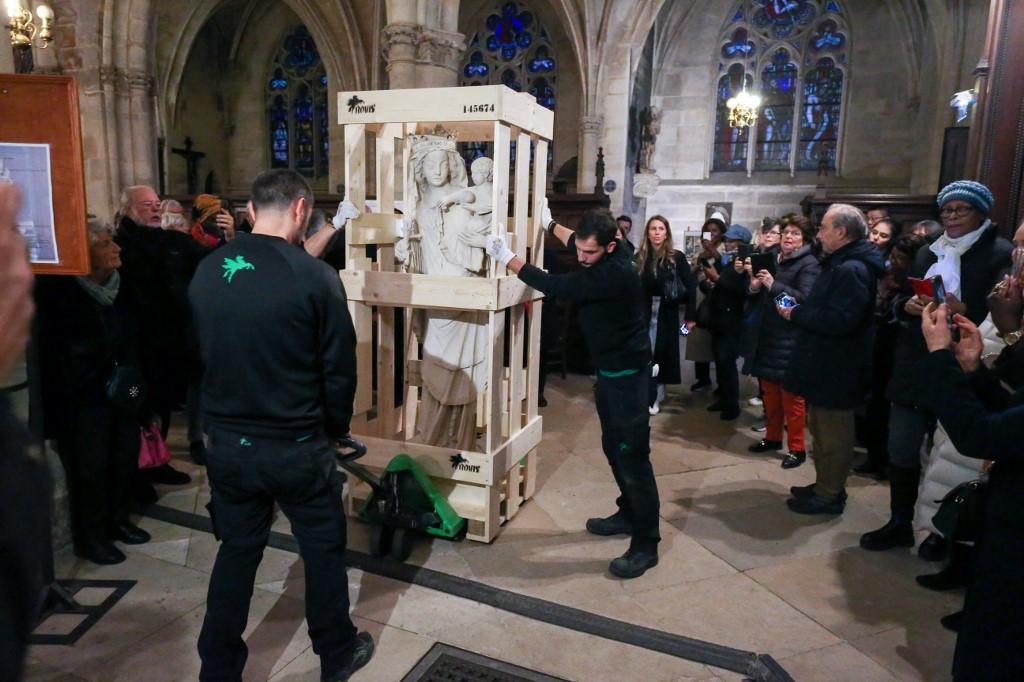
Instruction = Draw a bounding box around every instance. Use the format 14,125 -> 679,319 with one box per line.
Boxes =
797,57 -> 843,170
712,1 -> 848,173
713,64 -> 753,171
265,26 -> 329,180
459,2 -> 557,170
755,48 -> 797,170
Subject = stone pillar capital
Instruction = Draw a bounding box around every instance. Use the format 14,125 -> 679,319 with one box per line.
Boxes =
580,115 -> 604,135
381,23 -> 466,80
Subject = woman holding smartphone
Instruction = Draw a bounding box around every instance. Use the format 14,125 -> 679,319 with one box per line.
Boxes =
686,216 -> 726,393
742,215 -> 821,467
636,215 -> 697,414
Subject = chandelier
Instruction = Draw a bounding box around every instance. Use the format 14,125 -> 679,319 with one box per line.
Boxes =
727,88 -> 761,129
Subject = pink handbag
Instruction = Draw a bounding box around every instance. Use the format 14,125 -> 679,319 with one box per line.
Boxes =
138,424 -> 171,469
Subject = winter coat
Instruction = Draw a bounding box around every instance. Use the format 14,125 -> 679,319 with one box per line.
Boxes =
701,256 -> 748,335
742,245 -> 821,383
783,239 -> 885,409
915,317 -> 1004,535
639,250 -> 697,385
917,349 -> 1024,680
887,223 -> 1012,407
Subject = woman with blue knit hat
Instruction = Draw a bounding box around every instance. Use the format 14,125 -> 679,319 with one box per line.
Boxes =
860,179 -> 1013,554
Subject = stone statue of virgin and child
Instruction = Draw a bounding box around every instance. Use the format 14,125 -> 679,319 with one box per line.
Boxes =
395,132 -> 499,450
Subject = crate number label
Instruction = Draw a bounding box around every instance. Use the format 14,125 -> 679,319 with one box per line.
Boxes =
463,104 -> 496,113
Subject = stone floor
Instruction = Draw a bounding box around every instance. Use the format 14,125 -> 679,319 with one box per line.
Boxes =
27,374 -> 962,681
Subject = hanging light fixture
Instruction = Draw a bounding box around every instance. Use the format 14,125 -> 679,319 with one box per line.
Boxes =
726,46 -> 760,129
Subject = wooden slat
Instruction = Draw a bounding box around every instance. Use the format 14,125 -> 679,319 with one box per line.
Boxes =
526,137 -> 548,420
343,124 -> 373,417
513,131 -> 531,259
347,213 -> 400,245
489,122 -> 512,279
485,310 -> 506,454
340,270 -> 540,310
508,304 -> 525,434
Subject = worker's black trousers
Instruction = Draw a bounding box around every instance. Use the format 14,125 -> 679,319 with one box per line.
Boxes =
594,370 -> 661,551
198,429 -> 358,681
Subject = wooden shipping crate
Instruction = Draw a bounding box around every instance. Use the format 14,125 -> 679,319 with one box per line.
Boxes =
336,85 -> 550,542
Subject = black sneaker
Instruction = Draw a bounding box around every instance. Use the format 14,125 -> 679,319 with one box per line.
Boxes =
585,512 -> 632,536
609,547 -> 658,579
706,402 -> 724,412
859,517 -> 914,551
324,632 -> 375,682
940,610 -> 963,633
690,381 -> 712,393
719,409 -> 740,421
917,532 -> 947,562
113,522 -> 151,545
786,493 -> 845,515
790,484 -> 848,501
748,439 -> 782,453
147,464 -> 192,486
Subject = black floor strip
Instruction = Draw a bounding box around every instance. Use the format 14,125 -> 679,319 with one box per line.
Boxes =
145,504 -> 794,682
30,579 -> 136,646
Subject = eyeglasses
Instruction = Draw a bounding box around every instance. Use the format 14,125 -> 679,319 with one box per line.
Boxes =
940,206 -> 975,217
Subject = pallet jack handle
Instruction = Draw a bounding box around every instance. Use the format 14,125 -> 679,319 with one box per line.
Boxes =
333,436 -> 385,496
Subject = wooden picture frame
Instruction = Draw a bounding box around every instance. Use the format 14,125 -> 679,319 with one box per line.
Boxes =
0,74 -> 89,275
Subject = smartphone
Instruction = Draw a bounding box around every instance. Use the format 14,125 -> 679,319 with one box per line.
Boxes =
701,231 -> 713,242
908,277 -> 934,298
679,324 -> 690,336
750,253 -> 777,276
1012,245 -> 1024,279
930,275 -> 960,341
737,244 -> 753,260
775,292 -> 798,309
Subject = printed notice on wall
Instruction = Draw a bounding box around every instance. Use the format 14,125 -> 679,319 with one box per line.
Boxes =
0,142 -> 58,264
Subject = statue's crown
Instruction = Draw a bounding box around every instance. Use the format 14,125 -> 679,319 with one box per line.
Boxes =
409,127 -> 458,154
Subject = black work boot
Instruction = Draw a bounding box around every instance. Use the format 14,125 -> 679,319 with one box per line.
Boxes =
324,632 -> 375,682
859,466 -> 920,551
609,546 -> 658,579
586,512 -> 632,537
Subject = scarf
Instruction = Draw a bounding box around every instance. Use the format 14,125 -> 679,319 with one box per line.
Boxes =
74,270 -> 120,306
924,220 -> 991,299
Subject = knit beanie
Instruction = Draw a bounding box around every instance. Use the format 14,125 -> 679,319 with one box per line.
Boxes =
937,180 -> 994,214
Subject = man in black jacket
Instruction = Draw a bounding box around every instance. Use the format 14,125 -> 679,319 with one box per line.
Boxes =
782,204 -> 884,514
487,207 -> 659,579
189,170 -> 373,681
861,180 -> 1012,551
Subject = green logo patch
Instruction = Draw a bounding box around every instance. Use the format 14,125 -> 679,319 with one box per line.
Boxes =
222,255 -> 255,283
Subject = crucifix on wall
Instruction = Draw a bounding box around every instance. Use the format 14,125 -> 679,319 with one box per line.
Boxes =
171,136 -> 206,194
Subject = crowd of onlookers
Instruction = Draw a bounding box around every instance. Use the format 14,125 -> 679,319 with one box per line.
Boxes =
624,179 -> 1024,680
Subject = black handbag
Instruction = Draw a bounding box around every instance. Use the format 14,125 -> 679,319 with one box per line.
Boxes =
105,362 -> 148,416
932,478 -> 988,543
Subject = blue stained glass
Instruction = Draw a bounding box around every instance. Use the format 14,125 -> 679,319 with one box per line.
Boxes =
810,19 -> 845,52
317,89 -> 328,177
528,77 -> 555,109
798,58 -> 844,170
270,68 -> 288,90
464,51 -> 489,77
713,65 -> 752,171
752,0 -> 817,39
722,28 -> 755,59
485,2 -> 533,60
756,49 -> 797,170
270,94 -> 289,168
284,26 -> 320,75
294,84 -> 315,175
501,68 -> 521,92
825,1 -> 842,14
528,46 -> 555,73
320,73 -> 328,87
732,8 -> 745,23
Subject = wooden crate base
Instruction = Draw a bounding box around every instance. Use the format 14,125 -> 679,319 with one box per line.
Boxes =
344,450 -> 537,543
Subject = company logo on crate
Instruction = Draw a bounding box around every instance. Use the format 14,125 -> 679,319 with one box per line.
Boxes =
449,453 -> 481,473
346,95 -> 375,114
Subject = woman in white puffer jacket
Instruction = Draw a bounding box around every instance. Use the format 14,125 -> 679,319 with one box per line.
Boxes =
914,315 -> 1003,542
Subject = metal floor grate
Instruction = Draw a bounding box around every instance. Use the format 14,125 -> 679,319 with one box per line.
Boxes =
401,643 -> 568,682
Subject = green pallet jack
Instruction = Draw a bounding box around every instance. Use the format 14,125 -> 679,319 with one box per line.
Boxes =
335,437 -> 466,561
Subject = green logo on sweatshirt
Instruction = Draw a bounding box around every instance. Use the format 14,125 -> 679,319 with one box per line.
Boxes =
221,255 -> 255,283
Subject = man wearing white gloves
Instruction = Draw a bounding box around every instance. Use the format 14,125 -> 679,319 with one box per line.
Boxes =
303,200 -> 362,261
486,204 -> 660,579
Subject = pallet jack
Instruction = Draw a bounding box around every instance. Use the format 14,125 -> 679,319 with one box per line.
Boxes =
335,437 -> 466,561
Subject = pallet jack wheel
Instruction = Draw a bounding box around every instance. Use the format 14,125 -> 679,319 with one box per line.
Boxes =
368,524 -> 392,557
389,528 -> 415,562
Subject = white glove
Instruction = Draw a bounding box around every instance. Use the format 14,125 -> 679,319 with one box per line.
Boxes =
541,197 -> 554,232
486,235 -> 515,266
332,200 -> 360,230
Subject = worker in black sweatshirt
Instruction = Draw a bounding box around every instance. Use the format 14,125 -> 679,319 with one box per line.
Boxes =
487,206 -> 660,579
188,169 -> 373,682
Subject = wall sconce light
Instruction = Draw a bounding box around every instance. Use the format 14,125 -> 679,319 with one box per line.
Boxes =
5,1 -> 54,73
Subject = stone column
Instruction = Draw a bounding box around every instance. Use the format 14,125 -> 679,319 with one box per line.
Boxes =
382,23 -> 465,89
382,23 -> 419,89
578,115 -> 604,192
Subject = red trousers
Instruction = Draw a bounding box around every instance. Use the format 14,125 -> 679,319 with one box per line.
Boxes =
761,378 -> 806,451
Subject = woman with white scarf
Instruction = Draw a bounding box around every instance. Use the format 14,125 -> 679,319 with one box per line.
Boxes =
861,180 -> 1014,555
